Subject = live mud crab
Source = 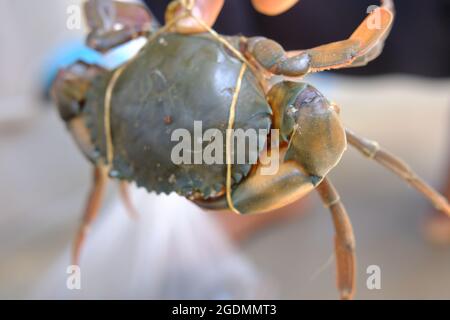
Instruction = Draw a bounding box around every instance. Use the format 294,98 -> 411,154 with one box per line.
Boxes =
52,0 -> 450,299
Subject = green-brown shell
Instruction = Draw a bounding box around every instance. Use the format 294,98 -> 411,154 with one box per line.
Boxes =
84,33 -> 272,199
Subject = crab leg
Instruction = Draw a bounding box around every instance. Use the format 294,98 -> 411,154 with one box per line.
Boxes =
347,4 -> 394,67
425,168 -> 450,245
316,178 -> 356,300
246,37 -> 311,77
119,181 -> 139,219
73,166 -> 108,265
344,41 -> 385,68
286,1 -> 394,72
246,1 -> 394,76
251,0 -> 299,16
85,0 -> 159,53
346,129 -> 450,217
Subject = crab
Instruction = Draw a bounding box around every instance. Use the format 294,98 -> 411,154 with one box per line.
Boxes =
52,0 -> 450,299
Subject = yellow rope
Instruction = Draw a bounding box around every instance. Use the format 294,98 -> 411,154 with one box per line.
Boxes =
189,14 -> 251,68
104,0 -> 249,213
103,65 -> 127,166
226,64 -> 247,214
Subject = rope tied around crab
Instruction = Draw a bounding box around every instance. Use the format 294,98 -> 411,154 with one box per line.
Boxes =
103,0 -> 249,213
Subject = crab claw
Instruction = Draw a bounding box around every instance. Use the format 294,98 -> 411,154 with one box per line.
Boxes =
251,0 -> 299,16
85,0 -> 159,52
166,0 -> 224,34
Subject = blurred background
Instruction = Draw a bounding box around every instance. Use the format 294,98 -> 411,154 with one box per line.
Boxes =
0,0 -> 449,299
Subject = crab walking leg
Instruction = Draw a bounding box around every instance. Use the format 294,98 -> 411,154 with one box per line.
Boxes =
85,0 -> 160,53
347,0 -> 395,68
119,181 -> 139,219
251,0 -> 299,16
346,129 -> 450,217
344,42 -> 385,68
424,167 -> 450,245
73,166 -> 108,265
246,2 -> 394,77
166,0 -> 224,34
246,37 -> 311,77
285,2 -> 394,72
316,178 -> 356,300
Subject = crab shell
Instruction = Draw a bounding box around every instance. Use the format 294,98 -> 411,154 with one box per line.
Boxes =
83,33 -> 272,199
